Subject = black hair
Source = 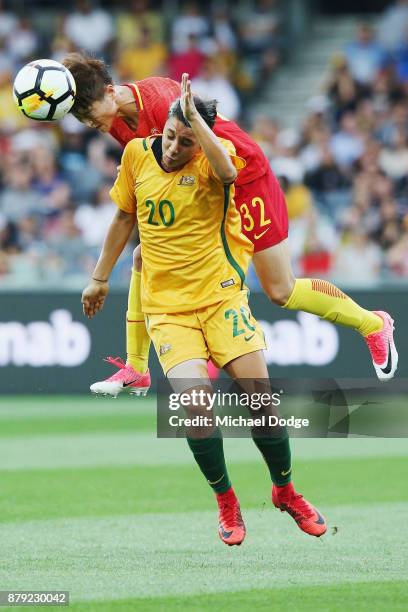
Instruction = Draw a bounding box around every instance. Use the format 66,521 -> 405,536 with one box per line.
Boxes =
168,96 -> 217,129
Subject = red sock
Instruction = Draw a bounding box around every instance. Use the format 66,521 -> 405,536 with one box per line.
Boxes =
216,486 -> 236,500
274,482 -> 294,498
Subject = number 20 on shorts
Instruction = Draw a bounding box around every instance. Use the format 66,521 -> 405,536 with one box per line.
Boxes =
225,307 -> 256,339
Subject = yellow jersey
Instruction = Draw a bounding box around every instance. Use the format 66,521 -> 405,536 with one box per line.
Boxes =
110,135 -> 253,313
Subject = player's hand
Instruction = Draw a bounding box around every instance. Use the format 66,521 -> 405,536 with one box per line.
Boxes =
81,280 -> 109,319
180,73 -> 197,123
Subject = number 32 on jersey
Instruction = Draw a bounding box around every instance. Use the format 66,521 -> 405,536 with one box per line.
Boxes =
239,197 -> 271,240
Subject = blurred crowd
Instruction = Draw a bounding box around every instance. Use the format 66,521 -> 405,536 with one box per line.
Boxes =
0,0 -> 283,287
1,0 -> 408,288
250,1 -> 408,288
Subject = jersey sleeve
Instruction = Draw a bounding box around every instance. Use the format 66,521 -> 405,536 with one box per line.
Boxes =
198,137 -> 246,181
109,140 -> 138,213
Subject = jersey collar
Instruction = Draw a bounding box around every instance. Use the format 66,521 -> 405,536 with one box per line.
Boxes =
123,83 -> 144,112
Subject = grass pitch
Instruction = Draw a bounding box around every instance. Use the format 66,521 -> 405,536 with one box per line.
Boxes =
0,396 -> 407,611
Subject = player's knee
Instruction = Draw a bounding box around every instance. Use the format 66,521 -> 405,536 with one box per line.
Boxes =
264,277 -> 295,306
133,245 -> 142,272
184,404 -> 214,439
186,424 -> 216,439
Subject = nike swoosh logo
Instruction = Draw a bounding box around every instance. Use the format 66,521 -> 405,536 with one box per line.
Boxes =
244,333 -> 255,342
208,475 -> 225,486
123,379 -> 141,387
219,526 -> 233,538
314,511 -> 325,525
254,228 -> 270,240
380,339 -> 392,375
281,468 -> 292,476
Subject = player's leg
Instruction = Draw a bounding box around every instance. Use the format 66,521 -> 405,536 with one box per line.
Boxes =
89,245 -> 151,396
236,167 -> 397,380
252,240 -> 397,380
223,349 -> 327,537
149,314 -> 245,546
224,351 -> 292,488
205,290 -> 326,537
253,237 -> 381,332
126,245 -> 151,373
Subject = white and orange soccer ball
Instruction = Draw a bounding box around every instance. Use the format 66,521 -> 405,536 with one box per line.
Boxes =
13,59 -> 76,121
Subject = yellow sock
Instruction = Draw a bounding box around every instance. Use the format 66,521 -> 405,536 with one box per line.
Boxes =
283,279 -> 383,337
127,269 -> 151,372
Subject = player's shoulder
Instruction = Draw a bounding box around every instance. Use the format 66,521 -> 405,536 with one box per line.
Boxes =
120,138 -> 152,174
136,76 -> 180,94
138,75 -> 178,85
123,137 -> 149,157
136,76 -> 180,89
217,137 -> 237,155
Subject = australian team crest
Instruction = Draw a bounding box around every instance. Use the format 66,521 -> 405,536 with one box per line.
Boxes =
178,175 -> 195,186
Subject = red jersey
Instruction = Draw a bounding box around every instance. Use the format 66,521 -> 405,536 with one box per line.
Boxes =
109,77 -> 269,186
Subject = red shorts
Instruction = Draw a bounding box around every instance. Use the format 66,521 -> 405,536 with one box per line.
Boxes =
235,165 -> 289,253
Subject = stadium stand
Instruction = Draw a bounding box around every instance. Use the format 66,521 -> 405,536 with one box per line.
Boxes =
0,0 -> 407,287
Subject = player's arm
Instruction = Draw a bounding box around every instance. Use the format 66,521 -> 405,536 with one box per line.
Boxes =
181,73 -> 237,184
82,208 -> 136,318
82,141 -> 139,318
92,208 -> 136,282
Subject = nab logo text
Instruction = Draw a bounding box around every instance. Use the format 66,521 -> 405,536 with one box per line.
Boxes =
0,310 -> 91,367
261,313 -> 339,366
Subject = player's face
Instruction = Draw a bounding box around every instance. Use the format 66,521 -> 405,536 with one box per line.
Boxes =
161,118 -> 200,171
85,86 -> 117,132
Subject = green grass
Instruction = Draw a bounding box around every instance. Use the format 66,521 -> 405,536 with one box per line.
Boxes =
0,412 -> 155,437
8,582 -> 408,612
67,581 -> 408,611
1,396 -> 407,611
1,456 -> 408,522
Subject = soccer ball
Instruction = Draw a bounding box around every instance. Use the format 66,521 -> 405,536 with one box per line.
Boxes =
13,59 -> 76,121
